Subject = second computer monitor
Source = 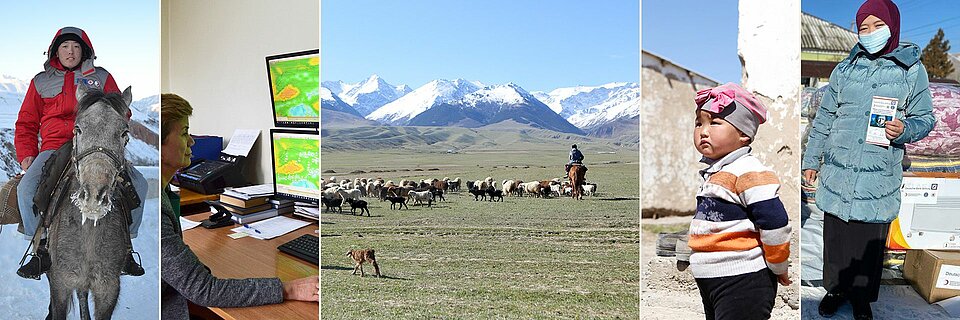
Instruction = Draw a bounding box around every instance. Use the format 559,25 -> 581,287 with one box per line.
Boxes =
266,49 -> 320,128
270,129 -> 320,204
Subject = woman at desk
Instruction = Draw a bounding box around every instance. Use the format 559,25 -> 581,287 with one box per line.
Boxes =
159,93 -> 318,319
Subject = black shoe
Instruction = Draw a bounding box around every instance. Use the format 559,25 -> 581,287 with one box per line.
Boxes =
818,291 -> 846,318
852,301 -> 873,320
122,252 -> 144,276
17,249 -> 51,280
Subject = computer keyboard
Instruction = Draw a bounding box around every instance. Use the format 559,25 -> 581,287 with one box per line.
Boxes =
278,234 -> 318,265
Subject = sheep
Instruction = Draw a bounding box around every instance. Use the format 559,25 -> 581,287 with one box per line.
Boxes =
385,196 -> 408,210
469,188 -> 487,201
324,182 -> 339,189
345,198 -> 370,216
583,183 -> 597,196
450,177 -> 462,192
432,179 -> 448,192
336,188 -> 363,203
465,180 -> 475,191
521,181 -> 541,198
486,187 -> 504,202
502,180 -> 520,197
550,184 -> 562,197
321,197 -> 342,213
409,191 -> 433,207
322,186 -> 341,200
430,188 -> 445,202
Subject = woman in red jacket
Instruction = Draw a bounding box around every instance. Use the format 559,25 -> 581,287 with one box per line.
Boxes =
14,26 -> 147,279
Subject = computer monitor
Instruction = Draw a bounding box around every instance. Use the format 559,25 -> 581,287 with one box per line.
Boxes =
270,129 -> 320,204
266,49 -> 319,128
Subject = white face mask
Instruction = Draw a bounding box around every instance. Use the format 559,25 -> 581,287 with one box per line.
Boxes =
859,26 -> 891,54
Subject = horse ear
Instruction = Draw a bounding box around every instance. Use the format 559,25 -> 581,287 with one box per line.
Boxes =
121,86 -> 133,106
76,83 -> 90,102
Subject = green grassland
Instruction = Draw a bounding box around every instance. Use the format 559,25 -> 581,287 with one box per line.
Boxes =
321,128 -> 639,319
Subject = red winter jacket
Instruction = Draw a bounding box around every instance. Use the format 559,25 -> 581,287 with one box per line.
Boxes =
15,27 -> 121,163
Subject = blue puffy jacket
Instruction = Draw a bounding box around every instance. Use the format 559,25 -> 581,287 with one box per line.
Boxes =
802,43 -> 935,223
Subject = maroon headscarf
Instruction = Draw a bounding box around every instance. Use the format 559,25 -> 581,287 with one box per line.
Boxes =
857,0 -> 901,56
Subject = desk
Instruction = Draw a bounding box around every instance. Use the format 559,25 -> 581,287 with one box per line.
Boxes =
178,188 -> 220,216
182,214 -> 318,320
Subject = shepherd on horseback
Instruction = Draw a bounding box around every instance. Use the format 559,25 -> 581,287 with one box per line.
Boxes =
565,144 -> 585,175
14,26 -> 146,280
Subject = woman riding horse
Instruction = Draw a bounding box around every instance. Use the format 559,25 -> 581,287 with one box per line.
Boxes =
15,26 -> 147,279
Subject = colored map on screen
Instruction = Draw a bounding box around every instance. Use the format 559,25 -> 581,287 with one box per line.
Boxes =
273,136 -> 320,192
270,55 -> 320,122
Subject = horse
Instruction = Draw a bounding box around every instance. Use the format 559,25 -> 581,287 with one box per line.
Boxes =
568,164 -> 586,200
45,85 -> 135,320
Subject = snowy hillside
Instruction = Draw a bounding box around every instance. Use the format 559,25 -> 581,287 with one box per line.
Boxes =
409,83 -> 584,135
532,82 -> 632,117
565,85 -> 641,130
367,79 -> 483,125
337,75 -> 411,116
320,87 -> 363,117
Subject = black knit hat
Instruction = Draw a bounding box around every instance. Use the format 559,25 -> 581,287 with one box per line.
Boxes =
52,33 -> 91,60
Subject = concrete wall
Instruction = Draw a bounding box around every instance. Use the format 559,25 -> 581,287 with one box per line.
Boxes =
640,52 -> 719,215
739,0 -> 801,221
161,0 -> 319,183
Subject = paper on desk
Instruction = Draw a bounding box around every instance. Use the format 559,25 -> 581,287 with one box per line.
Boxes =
230,216 -> 311,240
223,183 -> 275,200
179,217 -> 201,232
222,129 -> 260,157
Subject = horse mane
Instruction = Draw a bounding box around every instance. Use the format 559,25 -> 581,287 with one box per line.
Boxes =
77,90 -> 127,116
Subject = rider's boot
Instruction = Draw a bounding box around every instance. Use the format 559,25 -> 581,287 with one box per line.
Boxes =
122,250 -> 144,276
17,238 -> 51,280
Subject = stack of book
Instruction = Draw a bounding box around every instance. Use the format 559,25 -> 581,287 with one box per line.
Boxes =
219,184 -> 295,224
293,202 -> 319,221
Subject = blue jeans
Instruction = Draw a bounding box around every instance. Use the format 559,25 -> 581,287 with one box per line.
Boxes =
18,150 -> 146,239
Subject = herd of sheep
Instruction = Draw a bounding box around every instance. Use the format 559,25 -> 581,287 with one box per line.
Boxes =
319,176 -> 598,216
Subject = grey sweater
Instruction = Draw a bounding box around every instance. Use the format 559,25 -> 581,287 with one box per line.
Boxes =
160,189 -> 283,319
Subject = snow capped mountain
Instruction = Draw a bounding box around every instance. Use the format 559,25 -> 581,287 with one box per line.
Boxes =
408,83 -> 584,135
0,75 -> 30,128
338,74 -> 411,116
533,82 -> 636,117
367,78 -> 483,125
321,80 -> 356,96
565,85 -> 640,130
320,87 -> 363,117
129,95 -> 159,134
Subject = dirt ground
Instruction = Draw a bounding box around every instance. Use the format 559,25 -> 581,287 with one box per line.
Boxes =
641,216 -> 801,319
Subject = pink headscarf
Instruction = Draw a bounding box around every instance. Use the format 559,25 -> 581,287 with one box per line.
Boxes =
695,83 -> 768,139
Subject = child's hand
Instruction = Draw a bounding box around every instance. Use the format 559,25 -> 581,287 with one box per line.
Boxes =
885,118 -> 905,140
777,272 -> 792,286
803,169 -> 818,185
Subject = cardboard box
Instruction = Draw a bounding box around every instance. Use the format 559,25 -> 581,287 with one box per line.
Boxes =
904,250 -> 960,303
887,177 -> 960,250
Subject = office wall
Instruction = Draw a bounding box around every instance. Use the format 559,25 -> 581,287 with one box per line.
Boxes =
161,0 -> 319,184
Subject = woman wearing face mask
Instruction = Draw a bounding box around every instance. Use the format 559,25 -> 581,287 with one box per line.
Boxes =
801,0 -> 935,319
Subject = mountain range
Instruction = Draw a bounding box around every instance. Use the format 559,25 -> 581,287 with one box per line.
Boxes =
322,75 -> 639,138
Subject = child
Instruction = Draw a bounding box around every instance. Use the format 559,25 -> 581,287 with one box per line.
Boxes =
688,83 -> 792,320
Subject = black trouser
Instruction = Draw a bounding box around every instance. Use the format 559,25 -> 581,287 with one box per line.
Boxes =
695,268 -> 777,320
823,213 -> 890,303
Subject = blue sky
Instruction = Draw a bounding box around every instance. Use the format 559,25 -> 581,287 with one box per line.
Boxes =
642,0 -> 740,84
0,1 -> 159,99
321,0 -> 640,92
804,0 -> 960,50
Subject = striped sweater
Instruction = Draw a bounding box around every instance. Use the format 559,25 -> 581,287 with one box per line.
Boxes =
689,147 -> 791,279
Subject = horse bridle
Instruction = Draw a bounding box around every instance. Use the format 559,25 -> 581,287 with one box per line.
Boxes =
72,140 -> 126,175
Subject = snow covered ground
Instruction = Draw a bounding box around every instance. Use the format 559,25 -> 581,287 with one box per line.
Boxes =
0,171 -> 159,318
